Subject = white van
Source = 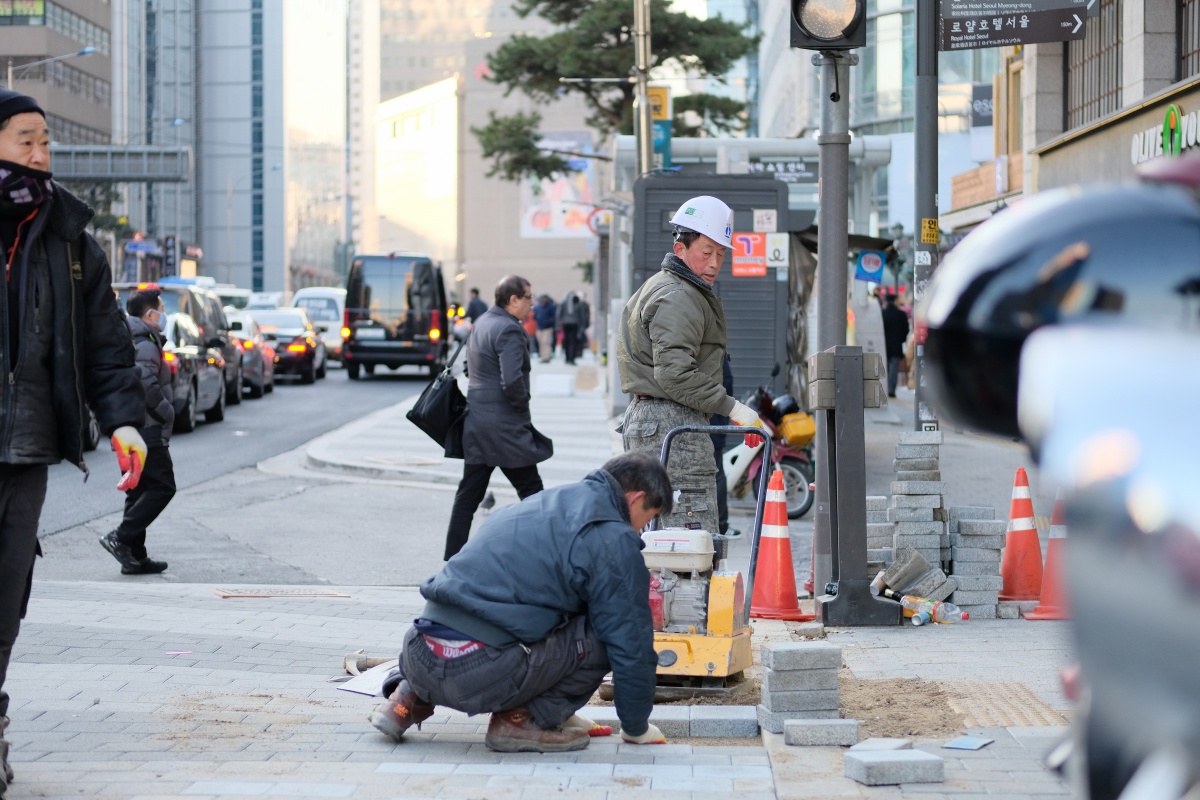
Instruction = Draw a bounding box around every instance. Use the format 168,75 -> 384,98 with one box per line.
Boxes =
291,287 -> 347,363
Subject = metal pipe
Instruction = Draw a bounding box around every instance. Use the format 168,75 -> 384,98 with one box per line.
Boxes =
633,0 -> 654,175
913,0 -> 939,433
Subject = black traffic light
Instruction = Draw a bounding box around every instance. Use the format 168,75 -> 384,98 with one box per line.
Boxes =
791,0 -> 865,50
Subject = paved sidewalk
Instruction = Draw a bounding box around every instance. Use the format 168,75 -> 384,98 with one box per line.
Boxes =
7,354 -> 1080,799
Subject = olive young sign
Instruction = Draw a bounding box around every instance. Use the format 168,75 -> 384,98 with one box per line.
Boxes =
1131,104 -> 1200,165
939,0 -> 1086,50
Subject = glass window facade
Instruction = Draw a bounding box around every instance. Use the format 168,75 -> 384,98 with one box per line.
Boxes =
1181,0 -> 1200,80
1065,0 -> 1122,130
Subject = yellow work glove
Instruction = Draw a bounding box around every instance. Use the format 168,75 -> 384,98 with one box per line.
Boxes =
621,722 -> 666,745
563,713 -> 613,737
111,426 -> 147,491
729,400 -> 766,448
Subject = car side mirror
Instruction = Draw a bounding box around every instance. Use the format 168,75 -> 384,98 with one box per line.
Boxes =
207,337 -> 223,349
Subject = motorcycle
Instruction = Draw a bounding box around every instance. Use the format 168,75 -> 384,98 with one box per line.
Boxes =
723,380 -> 815,519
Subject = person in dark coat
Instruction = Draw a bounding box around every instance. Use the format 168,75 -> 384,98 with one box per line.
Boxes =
370,452 -> 673,753
99,288 -> 176,575
443,275 -> 552,559
881,292 -> 910,398
465,287 -> 487,323
558,291 -> 584,364
0,89 -> 145,796
533,294 -> 556,362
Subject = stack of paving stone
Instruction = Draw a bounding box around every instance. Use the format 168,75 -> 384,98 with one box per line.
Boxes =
865,496 -> 892,570
889,431 -> 948,569
844,738 -> 944,786
756,641 -> 842,734
947,506 -> 1005,619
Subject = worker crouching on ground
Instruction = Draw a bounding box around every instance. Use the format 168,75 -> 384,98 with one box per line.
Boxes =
369,452 -> 671,752
616,195 -> 761,535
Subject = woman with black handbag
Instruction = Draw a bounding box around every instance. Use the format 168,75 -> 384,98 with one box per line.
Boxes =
442,275 -> 553,559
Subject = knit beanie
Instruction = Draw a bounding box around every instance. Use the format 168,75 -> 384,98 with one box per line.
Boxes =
0,88 -> 46,127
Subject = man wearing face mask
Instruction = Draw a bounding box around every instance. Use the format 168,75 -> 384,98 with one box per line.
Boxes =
0,88 -> 145,796
99,288 -> 175,575
617,196 -> 761,536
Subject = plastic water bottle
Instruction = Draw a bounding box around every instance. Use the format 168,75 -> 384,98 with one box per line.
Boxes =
900,596 -> 969,625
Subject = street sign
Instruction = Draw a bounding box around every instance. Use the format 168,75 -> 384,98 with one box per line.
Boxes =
647,86 -> 670,121
731,232 -> 767,277
939,0 -> 1087,50
124,240 -> 159,254
921,217 -> 939,244
652,119 -> 672,169
766,232 -> 789,269
1086,0 -> 1099,15
854,250 -> 886,282
753,209 -> 778,233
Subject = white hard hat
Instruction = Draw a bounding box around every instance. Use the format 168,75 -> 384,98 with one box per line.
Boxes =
669,196 -> 733,248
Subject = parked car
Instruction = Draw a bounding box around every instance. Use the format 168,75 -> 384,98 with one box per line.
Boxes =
252,308 -> 327,384
115,281 -> 245,406
291,286 -> 347,363
226,310 -> 276,398
163,312 -> 227,431
342,253 -> 449,380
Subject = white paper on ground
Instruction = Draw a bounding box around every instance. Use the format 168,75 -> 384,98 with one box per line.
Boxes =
335,660 -> 398,697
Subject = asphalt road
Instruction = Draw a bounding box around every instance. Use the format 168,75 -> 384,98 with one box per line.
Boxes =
39,364 -> 426,537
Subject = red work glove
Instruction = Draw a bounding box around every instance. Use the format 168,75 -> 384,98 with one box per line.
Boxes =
729,400 -> 766,448
111,426 -> 147,491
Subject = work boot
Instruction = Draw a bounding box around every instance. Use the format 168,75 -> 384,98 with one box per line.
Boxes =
484,708 -> 589,753
99,532 -> 140,571
121,556 -> 168,575
367,680 -> 434,741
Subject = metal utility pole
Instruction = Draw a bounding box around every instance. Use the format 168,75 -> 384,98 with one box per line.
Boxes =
912,0 -> 938,433
633,0 -> 654,176
811,50 -> 855,597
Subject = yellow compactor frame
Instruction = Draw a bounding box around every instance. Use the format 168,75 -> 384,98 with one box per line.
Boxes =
653,571 -> 752,679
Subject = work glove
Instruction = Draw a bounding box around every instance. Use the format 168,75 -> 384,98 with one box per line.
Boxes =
563,713 -> 613,737
621,722 -> 666,745
729,400 -> 766,448
111,426 -> 147,492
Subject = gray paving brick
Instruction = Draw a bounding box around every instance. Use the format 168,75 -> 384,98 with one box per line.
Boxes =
761,667 -> 839,694
760,689 -> 839,712
958,603 -> 998,619
783,718 -> 859,746
867,548 -> 893,562
951,533 -> 1006,549
688,705 -> 758,738
867,522 -> 895,537
760,641 -> 841,671
949,506 -> 996,521
959,519 -> 1008,536
647,705 -> 690,739
755,705 -> 839,733
951,547 -> 1002,562
866,496 -> 889,510
844,749 -> 944,785
898,431 -> 943,445
866,509 -> 889,523
897,470 -> 942,481
849,737 -> 913,751
888,506 -> 934,522
895,521 -> 944,536
891,481 -> 946,496
952,561 -> 1002,576
894,444 -> 939,459
892,494 -> 942,508
892,534 -> 941,549
950,590 -> 1000,605
997,601 -> 1022,619
927,577 -> 958,603
893,457 -> 939,471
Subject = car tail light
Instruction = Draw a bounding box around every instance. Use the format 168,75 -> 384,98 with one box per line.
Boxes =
162,350 -> 178,375
430,309 -> 441,341
286,342 -> 308,353
340,326 -> 350,338
242,339 -> 256,351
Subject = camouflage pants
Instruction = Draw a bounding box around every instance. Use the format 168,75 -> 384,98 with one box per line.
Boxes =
622,396 -> 718,534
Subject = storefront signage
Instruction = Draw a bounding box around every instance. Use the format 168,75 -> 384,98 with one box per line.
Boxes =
939,0 -> 1087,50
731,232 -> 767,277
1131,104 -> 1200,165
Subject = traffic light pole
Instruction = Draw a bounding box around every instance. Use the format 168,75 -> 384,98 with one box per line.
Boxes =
913,0 -> 938,433
633,0 -> 654,176
812,49 -> 855,599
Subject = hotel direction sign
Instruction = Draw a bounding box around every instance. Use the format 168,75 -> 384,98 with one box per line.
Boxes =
939,0 -> 1087,50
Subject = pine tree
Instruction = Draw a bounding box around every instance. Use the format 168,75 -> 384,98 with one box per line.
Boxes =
472,0 -> 757,181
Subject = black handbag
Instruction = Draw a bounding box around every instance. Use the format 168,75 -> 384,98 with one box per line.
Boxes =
406,333 -> 470,457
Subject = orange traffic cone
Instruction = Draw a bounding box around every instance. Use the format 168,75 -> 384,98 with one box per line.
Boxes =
751,469 -> 815,621
1025,490 -> 1070,620
999,468 -> 1043,601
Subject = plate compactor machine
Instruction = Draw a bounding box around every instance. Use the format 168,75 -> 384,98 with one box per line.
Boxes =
607,425 -> 772,701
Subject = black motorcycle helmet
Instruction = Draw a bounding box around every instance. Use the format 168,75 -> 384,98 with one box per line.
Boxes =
920,178 -> 1200,439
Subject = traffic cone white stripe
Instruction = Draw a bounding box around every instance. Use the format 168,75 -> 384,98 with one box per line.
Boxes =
761,523 -> 790,539
766,489 -> 786,504
1008,516 -> 1036,531
1011,486 -> 1031,499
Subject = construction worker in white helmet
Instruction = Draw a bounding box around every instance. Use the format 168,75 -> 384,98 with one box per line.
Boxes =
616,195 -> 762,536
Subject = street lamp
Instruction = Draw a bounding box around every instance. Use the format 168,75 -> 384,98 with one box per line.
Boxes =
7,47 -> 97,90
226,162 -> 282,286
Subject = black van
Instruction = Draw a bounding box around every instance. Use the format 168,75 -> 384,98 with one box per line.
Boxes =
342,253 -> 449,380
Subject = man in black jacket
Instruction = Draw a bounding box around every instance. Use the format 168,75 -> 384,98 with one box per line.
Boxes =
371,452 -> 671,753
880,292 -> 910,398
0,89 -> 146,796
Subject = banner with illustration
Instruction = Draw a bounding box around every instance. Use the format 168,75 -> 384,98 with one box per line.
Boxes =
519,132 -> 595,239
